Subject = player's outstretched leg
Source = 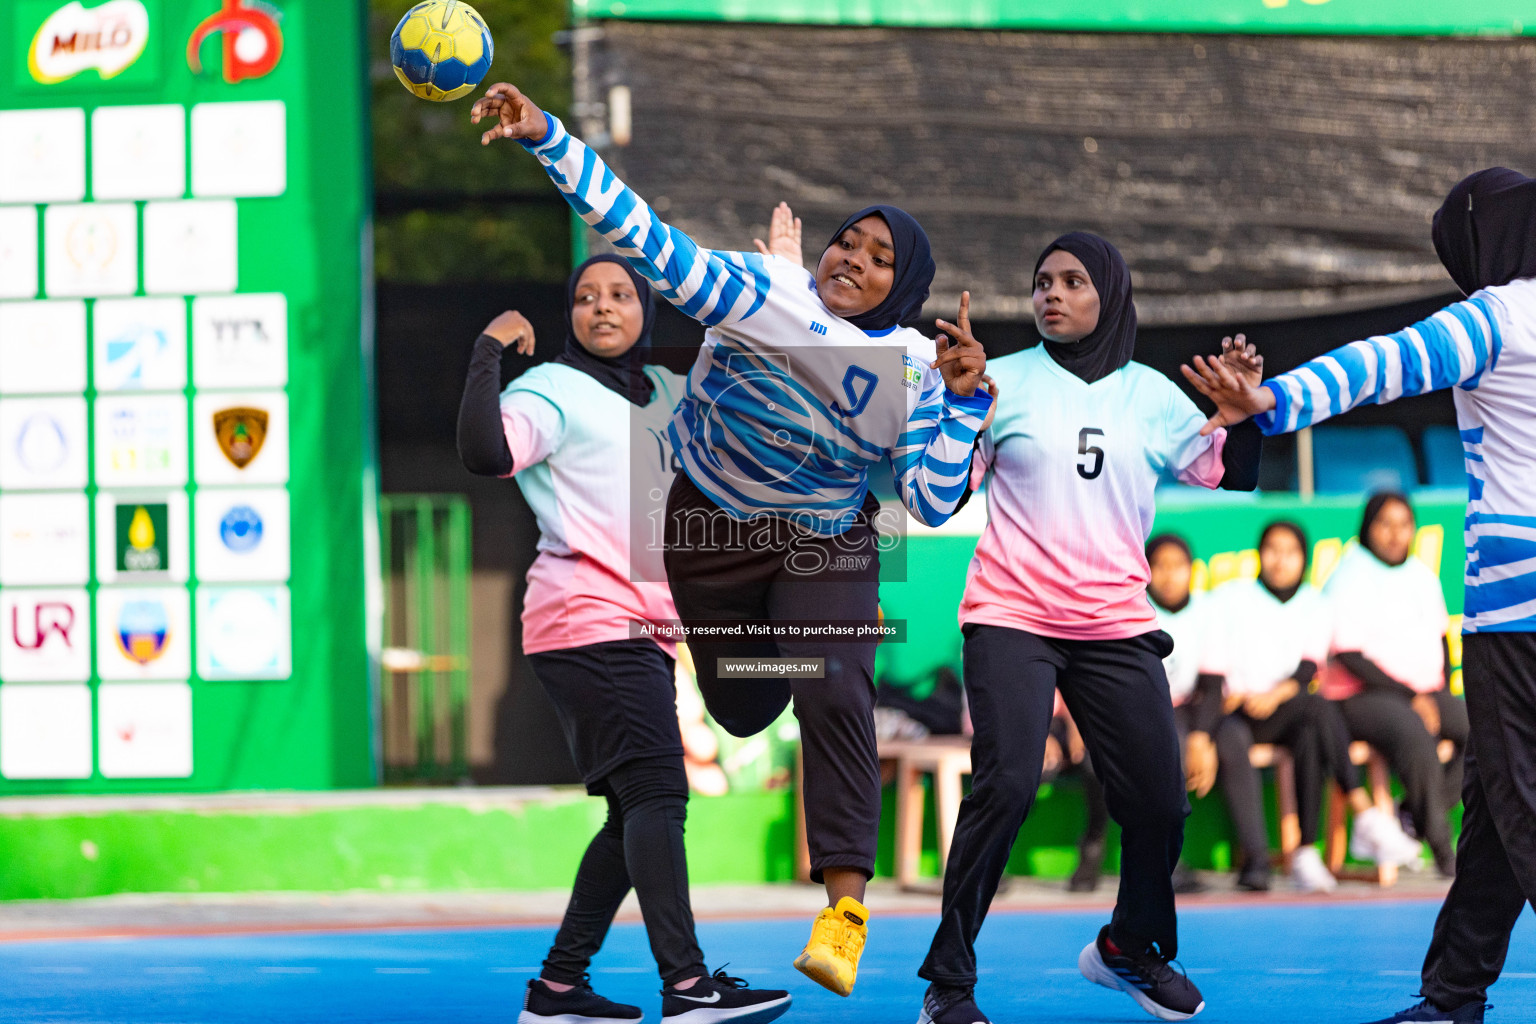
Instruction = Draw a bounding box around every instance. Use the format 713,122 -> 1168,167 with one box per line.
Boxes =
1064,634 -> 1204,1021
774,554 -> 882,997
915,626 -> 1059,1024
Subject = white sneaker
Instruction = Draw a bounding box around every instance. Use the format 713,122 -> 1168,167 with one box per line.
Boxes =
1290,845 -> 1338,892
1351,806 -> 1425,866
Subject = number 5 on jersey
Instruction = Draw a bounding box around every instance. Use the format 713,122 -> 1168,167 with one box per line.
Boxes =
1077,428 -> 1105,480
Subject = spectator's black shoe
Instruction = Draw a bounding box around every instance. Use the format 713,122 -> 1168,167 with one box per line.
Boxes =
1363,997 -> 1486,1023
1079,925 -> 1205,1021
916,984 -> 993,1024
1171,862 -> 1208,895
1069,837 -> 1106,892
661,966 -> 791,1024
1236,863 -> 1271,892
518,977 -> 643,1024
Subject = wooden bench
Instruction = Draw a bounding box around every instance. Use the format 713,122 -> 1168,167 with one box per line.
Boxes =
794,735 -> 1454,888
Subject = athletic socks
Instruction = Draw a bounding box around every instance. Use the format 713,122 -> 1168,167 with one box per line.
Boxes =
518,977 -> 643,1024
1078,925 -> 1206,1021
660,966 -> 792,1024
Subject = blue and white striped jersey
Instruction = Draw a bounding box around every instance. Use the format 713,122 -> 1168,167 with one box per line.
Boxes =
521,115 -> 992,536
1257,278 -> 1536,633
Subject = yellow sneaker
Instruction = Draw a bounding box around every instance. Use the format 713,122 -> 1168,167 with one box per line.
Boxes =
793,896 -> 868,997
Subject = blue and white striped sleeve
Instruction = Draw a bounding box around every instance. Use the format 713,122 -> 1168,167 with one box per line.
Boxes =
521,114 -> 770,328
890,370 -> 994,527
1256,293 -> 1504,435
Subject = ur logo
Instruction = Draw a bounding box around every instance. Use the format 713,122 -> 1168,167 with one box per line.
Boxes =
11,603 -> 75,651
116,599 -> 168,665
187,0 -> 283,83
809,321 -> 828,336
213,406 -> 268,468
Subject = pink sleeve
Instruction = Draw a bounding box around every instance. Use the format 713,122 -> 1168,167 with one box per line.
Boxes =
1175,428 -> 1226,489
500,392 -> 565,476
1166,382 -> 1227,489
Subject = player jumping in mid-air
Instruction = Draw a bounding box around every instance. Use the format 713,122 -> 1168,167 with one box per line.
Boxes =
458,256 -> 791,1024
916,233 -> 1263,1024
471,82 -> 991,998
1185,167 -> 1536,1024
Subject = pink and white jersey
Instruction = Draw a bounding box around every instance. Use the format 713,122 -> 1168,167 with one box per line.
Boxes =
501,362 -> 685,655
960,347 -> 1228,640
1321,547 -> 1449,699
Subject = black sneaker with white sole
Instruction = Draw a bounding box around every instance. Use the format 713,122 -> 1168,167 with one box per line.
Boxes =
915,983 -> 994,1024
1078,925 -> 1205,1021
517,976 -> 643,1024
661,966 -> 791,1024
1362,997 -> 1487,1023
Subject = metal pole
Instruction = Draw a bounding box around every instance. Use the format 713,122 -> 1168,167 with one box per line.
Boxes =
1297,426 -> 1315,501
447,498 -> 471,781
414,498 -> 437,776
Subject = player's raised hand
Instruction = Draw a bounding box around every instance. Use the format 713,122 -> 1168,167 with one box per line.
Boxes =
753,202 -> 804,266
933,291 -> 987,397
1181,343 -> 1276,436
471,83 -> 547,145
484,310 -> 535,356
1220,333 -> 1264,388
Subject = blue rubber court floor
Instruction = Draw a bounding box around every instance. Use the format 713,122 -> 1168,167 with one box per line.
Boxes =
4,900 -> 1533,1023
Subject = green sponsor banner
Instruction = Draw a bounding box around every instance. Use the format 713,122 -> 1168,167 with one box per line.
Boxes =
574,0 -> 1535,36
0,0 -> 375,793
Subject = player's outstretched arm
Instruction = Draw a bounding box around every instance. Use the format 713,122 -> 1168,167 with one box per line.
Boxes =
1181,337 -> 1276,437
1186,292 -> 1505,437
470,82 -> 770,331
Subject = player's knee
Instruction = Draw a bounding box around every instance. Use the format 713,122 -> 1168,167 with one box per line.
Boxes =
971,765 -> 1039,814
790,676 -> 871,724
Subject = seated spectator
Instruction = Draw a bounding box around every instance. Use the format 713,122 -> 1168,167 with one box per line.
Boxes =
1323,491 -> 1469,877
1208,521 -> 1422,892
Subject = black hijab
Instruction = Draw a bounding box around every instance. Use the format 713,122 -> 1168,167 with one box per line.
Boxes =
1034,232 -> 1138,384
1359,490 -> 1413,566
1432,167 -> 1536,297
554,255 -> 657,406
822,206 -> 935,332
1258,520 -> 1309,604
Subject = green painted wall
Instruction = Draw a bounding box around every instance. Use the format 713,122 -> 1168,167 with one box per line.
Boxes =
576,0 -> 1535,35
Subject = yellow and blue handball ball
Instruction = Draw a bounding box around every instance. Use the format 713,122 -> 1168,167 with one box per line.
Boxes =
390,0 -> 494,102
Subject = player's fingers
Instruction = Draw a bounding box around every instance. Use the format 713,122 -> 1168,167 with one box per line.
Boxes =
753,239 -> 768,255
1199,414 -> 1224,437
957,291 -> 971,332
791,217 -> 802,241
